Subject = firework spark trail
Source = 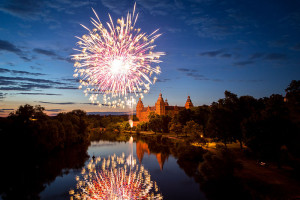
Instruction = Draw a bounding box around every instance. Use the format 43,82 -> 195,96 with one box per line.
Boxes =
70,153 -> 163,200
72,3 -> 165,108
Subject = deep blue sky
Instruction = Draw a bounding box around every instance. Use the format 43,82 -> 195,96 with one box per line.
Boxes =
0,0 -> 300,116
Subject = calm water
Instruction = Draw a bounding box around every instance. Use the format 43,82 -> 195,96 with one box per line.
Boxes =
40,139 -> 206,200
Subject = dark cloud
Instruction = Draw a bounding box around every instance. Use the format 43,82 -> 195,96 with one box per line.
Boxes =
46,109 -> 63,112
0,0 -> 90,20
290,44 -> 300,51
268,39 -> 287,48
33,48 -> 56,56
0,40 -> 30,61
87,112 -> 132,115
234,61 -> 254,66
56,86 -> 78,90
200,49 -> 224,57
18,93 -> 62,96
0,76 -> 63,85
186,73 -> 208,80
136,0 -> 175,16
37,101 -> 76,105
264,53 -> 287,60
156,78 -> 170,83
212,79 -> 224,82
0,79 -> 16,85
250,53 -> 264,60
232,79 -> 264,83
177,68 -> 209,81
7,62 -> 15,67
0,0 -> 43,20
30,66 -> 42,70
0,68 -> 10,73
0,40 -> 22,54
0,68 -> 46,76
100,0 -> 129,15
0,76 -> 68,92
81,102 -> 99,105
0,109 -> 14,114
61,78 -> 79,82
33,48 -> 72,63
177,68 -> 190,72
221,53 -> 232,58
165,27 -> 182,33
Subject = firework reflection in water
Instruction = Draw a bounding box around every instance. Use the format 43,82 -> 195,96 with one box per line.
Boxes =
70,140 -> 163,199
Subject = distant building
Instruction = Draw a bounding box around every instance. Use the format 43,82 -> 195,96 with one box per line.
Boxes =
136,93 -> 193,122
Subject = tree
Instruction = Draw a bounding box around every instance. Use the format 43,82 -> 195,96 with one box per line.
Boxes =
242,94 -> 291,166
177,108 -> 194,125
148,112 -> 162,134
161,115 -> 172,133
183,120 -> 201,138
207,106 -> 235,147
9,104 -> 47,123
192,105 -> 210,136
169,122 -> 183,137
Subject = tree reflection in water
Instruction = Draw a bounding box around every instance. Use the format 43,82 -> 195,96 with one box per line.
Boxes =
0,143 -> 89,200
136,135 -> 253,200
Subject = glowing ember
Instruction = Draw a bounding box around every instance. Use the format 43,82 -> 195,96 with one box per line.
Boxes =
70,153 -> 163,200
72,3 -> 165,108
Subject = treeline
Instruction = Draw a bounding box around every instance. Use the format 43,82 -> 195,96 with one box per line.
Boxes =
142,80 -> 300,164
0,105 -> 90,154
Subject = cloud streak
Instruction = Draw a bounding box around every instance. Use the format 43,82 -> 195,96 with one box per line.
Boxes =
264,53 -> 287,60
0,40 -> 30,61
0,68 -> 46,76
33,48 -> 72,63
200,49 -> 225,57
0,76 -> 77,92
234,61 -> 254,66
17,93 -> 62,96
37,101 -> 76,105
177,68 -> 209,81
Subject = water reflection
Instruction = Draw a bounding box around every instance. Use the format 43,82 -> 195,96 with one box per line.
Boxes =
1,135 -> 207,200
136,140 -> 169,170
71,137 -> 163,199
70,154 -> 163,199
0,143 -> 89,200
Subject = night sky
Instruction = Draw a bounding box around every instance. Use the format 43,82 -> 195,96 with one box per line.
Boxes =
1,0 -> 300,116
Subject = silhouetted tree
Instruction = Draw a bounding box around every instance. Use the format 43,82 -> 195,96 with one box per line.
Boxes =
178,108 -> 194,125
192,105 -> 210,136
148,112 -> 162,134
161,115 -> 172,133
169,122 -> 183,137
183,120 -> 201,138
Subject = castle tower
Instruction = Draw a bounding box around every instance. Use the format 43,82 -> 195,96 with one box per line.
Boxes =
185,96 -> 194,109
165,98 -> 169,106
136,98 -> 144,121
155,93 -> 165,115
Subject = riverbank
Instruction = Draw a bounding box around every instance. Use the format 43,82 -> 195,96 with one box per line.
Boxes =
126,131 -> 300,199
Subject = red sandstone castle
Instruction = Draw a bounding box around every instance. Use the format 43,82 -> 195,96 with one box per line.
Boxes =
136,93 -> 194,122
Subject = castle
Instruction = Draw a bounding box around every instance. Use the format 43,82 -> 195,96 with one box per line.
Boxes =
136,93 -> 194,122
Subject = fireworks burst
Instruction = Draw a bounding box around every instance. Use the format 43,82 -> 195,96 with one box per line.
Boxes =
72,3 -> 165,108
69,153 -> 163,200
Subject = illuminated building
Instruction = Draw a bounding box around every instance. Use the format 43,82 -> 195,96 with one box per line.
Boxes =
136,93 -> 193,122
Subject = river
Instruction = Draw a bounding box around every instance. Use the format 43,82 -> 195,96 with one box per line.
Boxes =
39,138 -> 206,200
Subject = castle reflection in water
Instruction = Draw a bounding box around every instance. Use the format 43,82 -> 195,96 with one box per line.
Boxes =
136,140 -> 169,170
